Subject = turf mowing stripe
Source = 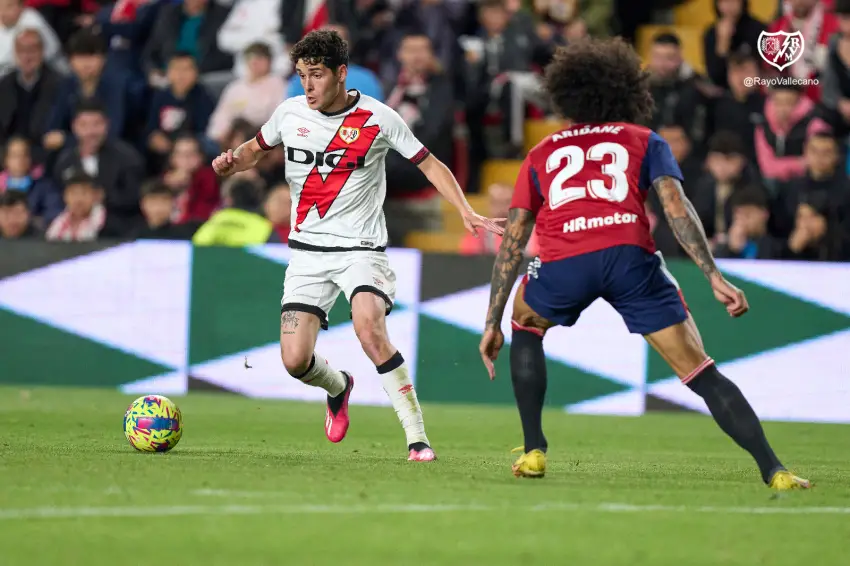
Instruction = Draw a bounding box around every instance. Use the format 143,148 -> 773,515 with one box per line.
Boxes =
2,502 -> 850,520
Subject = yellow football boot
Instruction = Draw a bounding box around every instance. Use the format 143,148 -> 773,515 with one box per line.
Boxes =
768,470 -> 812,490
511,447 -> 546,478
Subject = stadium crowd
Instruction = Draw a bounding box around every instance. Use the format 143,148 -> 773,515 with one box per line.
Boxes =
0,0 -> 848,261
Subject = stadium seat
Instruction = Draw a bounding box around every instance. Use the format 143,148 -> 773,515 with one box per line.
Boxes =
749,0 -> 779,24
404,230 -> 464,253
673,0 -> 715,27
675,0 -> 776,33
481,159 -> 523,191
524,119 -> 564,154
636,25 -> 707,75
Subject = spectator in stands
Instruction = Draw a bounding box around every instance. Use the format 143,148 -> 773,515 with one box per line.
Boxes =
135,179 -> 198,240
221,117 -> 256,152
146,52 -> 216,167
786,192 -> 849,260
712,50 -> 766,161
143,0 -> 233,92
95,0 -> 164,85
691,131 -> 764,244
612,0 -> 653,44
754,84 -> 830,185
464,0 -> 548,176
0,29 -> 60,155
217,0 -> 290,80
383,29 -> 453,245
648,32 -> 710,157
703,0 -> 766,89
207,42 -> 284,146
528,0 -> 611,39
45,172 -> 123,241
768,0 -> 838,102
460,182 -> 539,256
820,0 -> 850,136
771,131 -> 850,236
563,17 -> 590,42
0,189 -> 40,239
287,23 -> 382,101
256,143 -> 287,187
348,0 -> 393,68
192,178 -> 278,246
0,136 -> 62,226
43,29 -> 132,152
386,0 -> 460,89
280,0 -> 357,48
216,116 -> 286,186
263,182 -> 291,243
30,0 -> 100,44
645,123 -> 703,257
163,133 -> 220,224
658,123 -> 704,183
0,0 -> 63,75
715,185 -> 783,259
54,100 -> 145,231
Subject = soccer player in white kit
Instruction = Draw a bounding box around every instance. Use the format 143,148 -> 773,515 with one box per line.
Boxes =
212,30 -> 504,461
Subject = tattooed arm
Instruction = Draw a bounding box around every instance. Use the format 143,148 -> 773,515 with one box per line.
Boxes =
654,175 -> 750,316
484,208 -> 536,329
653,175 -> 720,279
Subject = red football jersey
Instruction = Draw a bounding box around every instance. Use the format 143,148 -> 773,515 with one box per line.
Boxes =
511,122 -> 683,263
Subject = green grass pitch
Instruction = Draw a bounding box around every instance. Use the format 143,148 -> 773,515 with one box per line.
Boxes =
1,386 -> 849,565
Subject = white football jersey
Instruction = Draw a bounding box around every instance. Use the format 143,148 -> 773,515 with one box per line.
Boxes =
257,90 -> 430,250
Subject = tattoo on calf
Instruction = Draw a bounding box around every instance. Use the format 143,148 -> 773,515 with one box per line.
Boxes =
281,311 -> 299,334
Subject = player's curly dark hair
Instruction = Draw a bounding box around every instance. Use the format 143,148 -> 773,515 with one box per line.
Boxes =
289,30 -> 349,73
544,38 -> 654,125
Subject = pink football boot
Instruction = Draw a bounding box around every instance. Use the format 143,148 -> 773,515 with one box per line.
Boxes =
325,372 -> 353,443
408,445 -> 437,462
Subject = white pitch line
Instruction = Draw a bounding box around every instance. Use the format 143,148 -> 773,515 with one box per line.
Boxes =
2,502 -> 850,520
192,488 -> 283,498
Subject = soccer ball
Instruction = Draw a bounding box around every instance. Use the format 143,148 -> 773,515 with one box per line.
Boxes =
123,395 -> 183,452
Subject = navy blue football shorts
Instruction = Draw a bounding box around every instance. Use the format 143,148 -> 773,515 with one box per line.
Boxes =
522,245 -> 689,335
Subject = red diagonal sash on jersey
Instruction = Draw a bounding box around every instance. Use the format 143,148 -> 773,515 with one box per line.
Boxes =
293,109 -> 380,232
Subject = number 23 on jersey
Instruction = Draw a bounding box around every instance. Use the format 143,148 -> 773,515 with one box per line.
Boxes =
546,142 -> 630,209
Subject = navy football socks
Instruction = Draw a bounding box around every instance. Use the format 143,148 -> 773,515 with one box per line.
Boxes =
687,364 -> 784,483
510,329 -> 548,453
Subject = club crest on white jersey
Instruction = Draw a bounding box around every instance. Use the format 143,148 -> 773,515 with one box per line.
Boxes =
338,126 -> 360,144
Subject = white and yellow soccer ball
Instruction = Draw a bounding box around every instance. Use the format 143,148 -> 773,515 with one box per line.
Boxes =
123,395 -> 183,452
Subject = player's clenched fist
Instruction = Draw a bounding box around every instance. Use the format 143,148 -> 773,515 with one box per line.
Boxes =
212,149 -> 237,176
709,273 -> 749,318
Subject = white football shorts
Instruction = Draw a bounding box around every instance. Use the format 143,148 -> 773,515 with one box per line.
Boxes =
281,249 -> 396,329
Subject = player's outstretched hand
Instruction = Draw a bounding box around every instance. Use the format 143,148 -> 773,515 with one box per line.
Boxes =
462,210 -> 505,238
710,274 -> 749,318
212,149 -> 238,177
479,326 -> 505,380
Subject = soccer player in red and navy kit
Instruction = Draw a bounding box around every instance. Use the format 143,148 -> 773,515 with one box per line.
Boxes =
479,38 -> 810,490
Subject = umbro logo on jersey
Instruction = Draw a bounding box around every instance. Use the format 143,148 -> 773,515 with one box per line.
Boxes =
338,126 -> 360,144
287,146 -> 366,169
297,127 -> 309,137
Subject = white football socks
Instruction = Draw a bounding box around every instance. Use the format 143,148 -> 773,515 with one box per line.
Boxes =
378,353 -> 429,447
298,354 -> 346,397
